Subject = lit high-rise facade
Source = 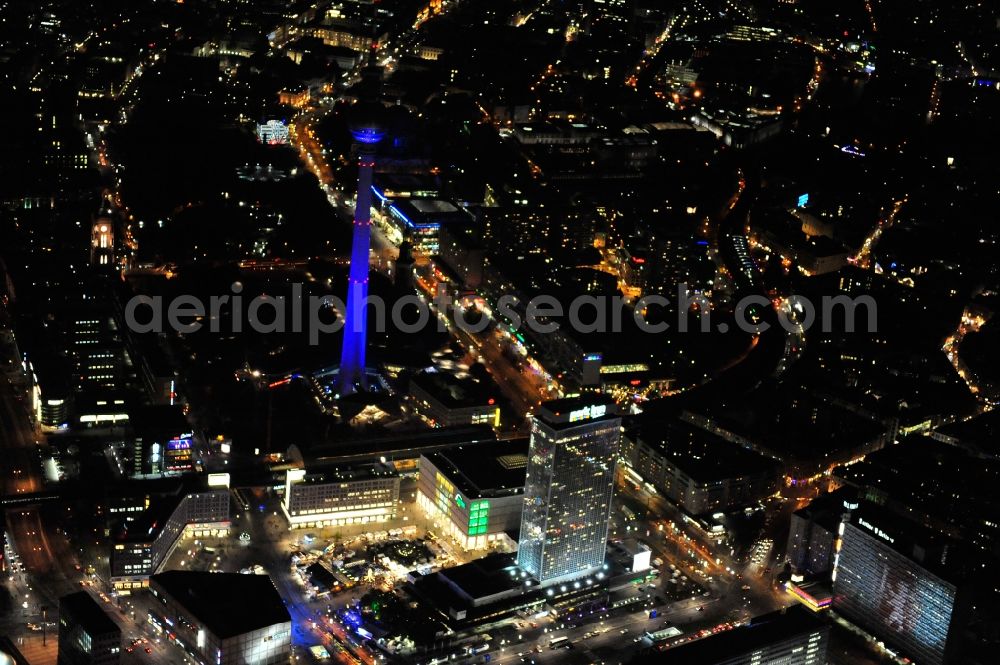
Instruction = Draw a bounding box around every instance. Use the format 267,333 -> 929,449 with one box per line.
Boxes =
833,506 -> 965,665
517,397 -> 620,586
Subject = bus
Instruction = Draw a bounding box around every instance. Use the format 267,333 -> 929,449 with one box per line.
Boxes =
549,637 -> 569,649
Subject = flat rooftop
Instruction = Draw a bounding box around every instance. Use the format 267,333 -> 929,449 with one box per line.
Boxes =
439,553 -> 523,601
424,438 -> 529,499
373,172 -> 440,196
110,496 -> 180,544
297,462 -> 398,484
935,410 -> 1000,457
128,405 -> 191,437
410,370 -> 498,409
536,396 -> 619,429
300,424 -> 499,465
643,605 -> 827,665
60,591 -> 120,636
842,501 -> 983,584
390,198 -> 471,226
150,571 -> 290,639
638,420 -> 780,483
833,437 -> 1000,549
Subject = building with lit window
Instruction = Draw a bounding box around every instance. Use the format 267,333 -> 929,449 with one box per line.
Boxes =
786,489 -> 856,578
517,397 -> 620,586
633,605 -> 828,665
623,421 -> 781,515
282,463 -> 399,528
127,405 -> 193,477
310,20 -> 387,52
385,198 -> 472,254
409,370 -> 501,428
417,439 -> 528,550
58,591 -> 121,665
90,218 -> 114,267
67,301 -> 127,391
110,484 -> 231,592
148,571 -> 291,665
370,173 -> 440,212
832,504 -> 971,665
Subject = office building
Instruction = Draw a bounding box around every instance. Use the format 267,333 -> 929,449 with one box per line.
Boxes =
371,172 -> 440,212
834,436 -> 1000,554
386,198 -> 472,254
787,489 -> 855,578
409,370 -> 500,429
110,487 -> 230,591
632,605 -> 828,665
417,438 -> 528,550
282,463 -> 400,528
832,503 -> 970,665
624,421 -> 781,515
127,405 -> 193,477
436,222 -> 485,289
148,571 -> 291,665
517,397 -> 621,586
58,591 -> 121,665
67,301 -> 127,391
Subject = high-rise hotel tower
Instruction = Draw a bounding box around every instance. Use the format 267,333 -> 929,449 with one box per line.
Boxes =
517,397 -> 621,586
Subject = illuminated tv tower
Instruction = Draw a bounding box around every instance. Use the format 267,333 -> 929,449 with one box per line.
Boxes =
339,54 -> 385,395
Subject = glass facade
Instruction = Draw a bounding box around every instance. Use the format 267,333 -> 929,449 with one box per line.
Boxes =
834,522 -> 957,665
435,472 -> 454,514
517,405 -> 620,585
469,500 -> 490,535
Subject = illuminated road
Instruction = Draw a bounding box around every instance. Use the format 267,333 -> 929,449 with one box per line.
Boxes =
0,374 -> 55,576
0,372 -> 75,663
851,196 -> 907,270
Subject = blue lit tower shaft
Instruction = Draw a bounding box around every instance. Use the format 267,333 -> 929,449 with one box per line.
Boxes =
339,136 -> 380,394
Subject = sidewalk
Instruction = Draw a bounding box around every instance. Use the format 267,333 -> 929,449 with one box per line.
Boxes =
8,631 -> 56,665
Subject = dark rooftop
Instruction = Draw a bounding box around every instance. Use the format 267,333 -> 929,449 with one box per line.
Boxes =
150,571 -> 290,639
60,591 -> 120,636
537,396 -> 619,429
410,370 -> 498,409
439,553 -> 523,601
832,437 -> 1000,553
934,410 -> 1000,459
128,405 -> 191,438
298,461 -> 398,484
634,605 -> 827,665
638,420 -> 781,483
842,501 -> 992,585
424,438 -> 529,498
297,424 -> 499,465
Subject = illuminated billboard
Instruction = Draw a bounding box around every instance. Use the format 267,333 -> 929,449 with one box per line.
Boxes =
207,473 -> 230,488
165,437 -> 193,471
257,119 -> 289,145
